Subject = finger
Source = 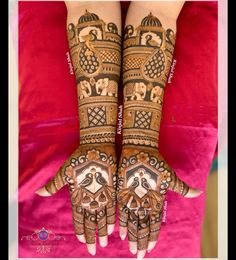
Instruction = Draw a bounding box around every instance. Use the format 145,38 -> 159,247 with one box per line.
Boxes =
185,187 -> 203,198
97,208 -> 108,247
147,241 -> 156,253
106,202 -> 116,235
137,208 -> 149,258
119,206 -> 129,240
84,210 -> 96,255
87,243 -> 96,256
128,210 -> 138,254
107,224 -> 115,235
72,206 -> 86,243
120,226 -> 127,240
36,167 -> 67,196
147,212 -> 162,253
98,235 -> 108,248
129,241 -> 137,255
137,250 -> 146,260
168,171 -> 203,198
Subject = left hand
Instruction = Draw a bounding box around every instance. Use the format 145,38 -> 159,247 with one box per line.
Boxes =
117,145 -> 202,259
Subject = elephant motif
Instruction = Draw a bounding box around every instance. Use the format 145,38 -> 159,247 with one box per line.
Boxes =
95,78 -> 118,97
150,86 -> 164,103
124,82 -> 147,101
78,80 -> 92,99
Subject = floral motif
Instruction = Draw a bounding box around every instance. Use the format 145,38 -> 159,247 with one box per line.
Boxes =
137,152 -> 149,163
86,149 -> 100,160
65,165 -> 74,178
159,170 -> 172,194
160,170 -> 172,182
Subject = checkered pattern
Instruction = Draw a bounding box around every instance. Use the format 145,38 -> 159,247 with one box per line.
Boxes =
134,111 -> 152,129
100,51 -> 120,65
123,57 -> 145,71
88,106 -> 106,126
143,49 -> 165,79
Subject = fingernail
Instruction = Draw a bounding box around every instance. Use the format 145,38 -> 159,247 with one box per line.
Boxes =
147,241 -> 156,252
107,224 -> 114,235
137,254 -> 144,260
137,250 -> 146,260
185,188 -> 204,198
130,248 -> 137,254
76,235 -> 86,243
89,250 -> 96,256
120,234 -> 126,240
100,242 -> 108,247
99,236 -> 108,247
87,245 -> 96,255
195,189 -> 204,196
35,187 -> 51,197
129,241 -> 137,255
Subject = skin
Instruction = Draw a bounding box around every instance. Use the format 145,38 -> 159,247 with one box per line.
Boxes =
36,1 -> 121,256
36,144 -> 117,255
118,2 -> 202,259
36,2 -> 203,259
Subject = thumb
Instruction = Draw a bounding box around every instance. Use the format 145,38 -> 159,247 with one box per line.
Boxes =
168,171 -> 203,198
36,168 -> 67,197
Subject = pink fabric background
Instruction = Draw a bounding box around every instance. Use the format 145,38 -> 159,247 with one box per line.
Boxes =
18,1 -> 218,258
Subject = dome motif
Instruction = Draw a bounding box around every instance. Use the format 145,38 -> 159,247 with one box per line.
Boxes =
78,10 -> 100,24
141,12 -> 162,27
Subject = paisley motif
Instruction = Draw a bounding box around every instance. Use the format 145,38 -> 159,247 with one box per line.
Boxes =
78,43 -> 102,77
141,48 -> 166,81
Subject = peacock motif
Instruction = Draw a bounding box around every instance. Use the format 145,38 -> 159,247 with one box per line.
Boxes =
65,151 -> 116,213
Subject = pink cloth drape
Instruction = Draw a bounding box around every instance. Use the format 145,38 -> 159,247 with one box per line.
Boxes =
19,1 -> 217,257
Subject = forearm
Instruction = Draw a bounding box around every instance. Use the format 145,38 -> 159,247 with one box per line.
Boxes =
122,2 -> 184,148
65,2 -> 121,145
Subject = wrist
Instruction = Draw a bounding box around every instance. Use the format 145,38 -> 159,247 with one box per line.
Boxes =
122,99 -> 162,148
80,126 -> 116,145
79,142 -> 116,151
122,131 -> 159,148
78,95 -> 118,145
